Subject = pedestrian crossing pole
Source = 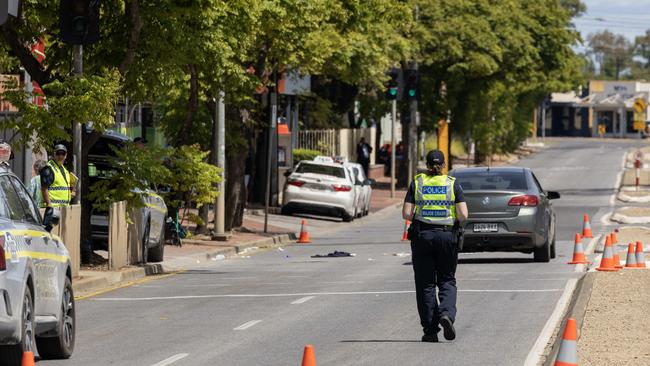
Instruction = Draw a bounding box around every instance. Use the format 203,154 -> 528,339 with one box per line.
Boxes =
390,99 -> 397,198
72,44 -> 83,204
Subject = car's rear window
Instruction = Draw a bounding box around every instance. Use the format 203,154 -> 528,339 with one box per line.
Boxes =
295,163 -> 346,178
453,170 -> 527,191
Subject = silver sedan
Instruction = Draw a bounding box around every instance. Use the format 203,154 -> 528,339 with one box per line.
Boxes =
450,167 -> 560,262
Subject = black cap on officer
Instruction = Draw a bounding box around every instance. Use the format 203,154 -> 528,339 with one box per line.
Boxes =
54,144 -> 67,153
426,150 -> 445,166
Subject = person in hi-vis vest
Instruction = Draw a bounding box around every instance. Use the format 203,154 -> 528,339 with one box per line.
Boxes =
402,150 -> 468,343
40,144 -> 73,208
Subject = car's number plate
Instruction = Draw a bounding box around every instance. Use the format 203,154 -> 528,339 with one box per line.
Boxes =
473,223 -> 498,232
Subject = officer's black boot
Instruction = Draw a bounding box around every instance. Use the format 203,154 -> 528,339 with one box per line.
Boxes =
439,315 -> 456,341
421,333 -> 438,343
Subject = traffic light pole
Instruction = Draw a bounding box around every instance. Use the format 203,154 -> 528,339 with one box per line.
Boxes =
72,44 -> 83,204
213,91 -> 226,239
390,99 -> 397,198
264,85 -> 278,233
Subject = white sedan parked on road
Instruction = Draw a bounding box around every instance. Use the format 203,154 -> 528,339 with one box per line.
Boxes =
346,162 -> 373,217
282,159 -> 358,221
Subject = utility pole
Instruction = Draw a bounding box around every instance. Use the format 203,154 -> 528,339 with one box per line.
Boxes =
408,62 -> 419,181
264,71 -> 278,233
72,44 -> 83,204
213,91 -> 227,239
390,99 -> 397,198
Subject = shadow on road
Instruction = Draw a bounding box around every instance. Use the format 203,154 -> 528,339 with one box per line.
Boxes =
340,340 -> 422,343
458,257 -> 533,264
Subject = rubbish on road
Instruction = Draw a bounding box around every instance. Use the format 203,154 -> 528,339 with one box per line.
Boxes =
311,251 -> 355,258
297,219 -> 312,244
278,247 -> 285,251
596,235 -> 619,272
208,254 -> 226,261
240,255 -> 251,259
239,246 -> 258,255
401,220 -> 411,241
625,243 -> 638,268
568,233 -> 589,265
394,252 -> 411,257
582,214 -> 593,238
553,318 -> 578,366
367,258 -> 375,261
22,351 -> 35,366
301,344 -> 317,366
635,241 -> 647,268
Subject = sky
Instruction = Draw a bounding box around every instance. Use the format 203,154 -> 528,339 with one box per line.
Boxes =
573,0 -> 650,48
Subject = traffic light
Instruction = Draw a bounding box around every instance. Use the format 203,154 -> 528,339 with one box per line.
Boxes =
0,0 -> 19,26
60,0 -> 100,45
405,69 -> 419,100
385,68 -> 401,100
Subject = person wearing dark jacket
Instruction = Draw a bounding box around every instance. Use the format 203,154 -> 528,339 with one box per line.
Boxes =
356,137 -> 372,176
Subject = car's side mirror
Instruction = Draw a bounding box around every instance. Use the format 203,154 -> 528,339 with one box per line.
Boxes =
283,170 -> 292,177
42,207 -> 60,232
547,191 -> 561,200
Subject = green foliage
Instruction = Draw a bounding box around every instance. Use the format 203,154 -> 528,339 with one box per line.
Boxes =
165,145 -> 223,209
88,143 -> 222,212
1,70 -> 122,151
293,149 -> 321,163
87,143 -> 172,211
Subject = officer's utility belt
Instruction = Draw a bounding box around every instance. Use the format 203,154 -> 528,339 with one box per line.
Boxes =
413,221 -> 453,231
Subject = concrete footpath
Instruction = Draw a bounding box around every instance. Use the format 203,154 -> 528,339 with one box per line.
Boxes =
72,177 -> 406,297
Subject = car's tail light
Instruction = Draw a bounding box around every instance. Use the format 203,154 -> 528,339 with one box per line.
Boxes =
0,235 -> 6,271
287,179 -> 305,187
508,195 -> 539,207
332,184 -> 352,192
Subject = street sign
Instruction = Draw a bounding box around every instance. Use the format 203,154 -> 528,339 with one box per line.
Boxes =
598,124 -> 606,137
634,98 -> 647,113
634,120 -> 645,131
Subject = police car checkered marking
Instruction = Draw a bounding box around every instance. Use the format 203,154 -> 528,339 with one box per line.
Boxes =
415,200 -> 454,206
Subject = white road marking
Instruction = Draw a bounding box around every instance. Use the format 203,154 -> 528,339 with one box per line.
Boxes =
291,296 -> 315,304
260,282 -> 292,285
523,278 -> 578,366
319,281 -> 364,284
234,320 -> 262,330
284,275 -> 310,278
221,277 -> 257,280
92,289 -> 562,301
150,353 -> 189,366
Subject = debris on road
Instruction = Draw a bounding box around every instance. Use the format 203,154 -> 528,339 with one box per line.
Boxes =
393,252 -> 411,257
207,254 -> 226,261
311,250 -> 356,258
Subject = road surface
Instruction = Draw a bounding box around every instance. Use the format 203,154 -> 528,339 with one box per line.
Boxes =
39,139 -> 642,366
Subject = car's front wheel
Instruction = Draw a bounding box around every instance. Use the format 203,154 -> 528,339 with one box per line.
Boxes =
37,277 -> 75,359
0,284 -> 36,366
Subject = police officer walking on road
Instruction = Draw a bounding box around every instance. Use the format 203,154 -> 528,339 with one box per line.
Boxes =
402,150 -> 468,342
41,144 -> 73,208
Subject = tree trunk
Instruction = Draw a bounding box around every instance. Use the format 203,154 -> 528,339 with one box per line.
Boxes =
224,106 -> 249,230
176,65 -> 199,147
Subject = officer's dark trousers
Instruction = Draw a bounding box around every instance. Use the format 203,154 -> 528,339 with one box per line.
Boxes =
410,229 -> 458,335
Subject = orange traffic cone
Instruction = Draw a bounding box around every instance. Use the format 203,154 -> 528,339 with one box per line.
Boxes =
297,220 -> 311,244
568,233 -> 589,264
596,235 -> 618,272
301,344 -> 317,366
611,234 -> 623,269
22,351 -> 35,366
625,243 -> 638,268
554,318 -> 578,366
581,214 -> 593,238
611,230 -> 619,244
401,220 -> 411,241
636,241 -> 647,268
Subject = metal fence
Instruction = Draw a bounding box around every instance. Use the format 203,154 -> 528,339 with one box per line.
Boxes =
297,129 -> 339,156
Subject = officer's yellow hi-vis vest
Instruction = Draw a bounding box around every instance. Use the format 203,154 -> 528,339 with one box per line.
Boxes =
413,173 -> 456,225
46,160 -> 71,207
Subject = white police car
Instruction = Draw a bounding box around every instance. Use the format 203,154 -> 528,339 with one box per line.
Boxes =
0,166 -> 75,365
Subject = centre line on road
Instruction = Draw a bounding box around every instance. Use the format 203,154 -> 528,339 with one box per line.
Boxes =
291,296 -> 315,305
92,289 -> 562,301
150,353 -> 189,366
234,320 -> 262,330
